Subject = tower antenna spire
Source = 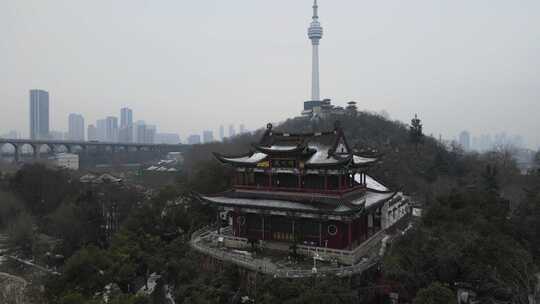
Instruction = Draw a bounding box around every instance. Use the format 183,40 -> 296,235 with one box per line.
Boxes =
308,0 -> 323,109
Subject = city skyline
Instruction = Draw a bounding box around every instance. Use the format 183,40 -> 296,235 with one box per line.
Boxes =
5,87 -> 251,145
1,1 -> 540,148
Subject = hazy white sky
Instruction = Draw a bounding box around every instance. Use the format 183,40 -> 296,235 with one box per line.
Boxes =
1,0 -> 539,147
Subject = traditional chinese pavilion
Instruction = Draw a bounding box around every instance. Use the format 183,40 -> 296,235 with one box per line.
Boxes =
202,122 -> 409,257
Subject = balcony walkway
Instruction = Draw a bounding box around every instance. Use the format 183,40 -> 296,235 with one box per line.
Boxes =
190,226 -> 390,278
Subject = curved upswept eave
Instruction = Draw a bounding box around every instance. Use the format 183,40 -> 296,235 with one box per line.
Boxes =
213,151 -> 268,167
251,143 -> 307,155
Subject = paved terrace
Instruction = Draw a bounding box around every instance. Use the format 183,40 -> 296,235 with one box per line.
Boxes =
190,226 -> 393,278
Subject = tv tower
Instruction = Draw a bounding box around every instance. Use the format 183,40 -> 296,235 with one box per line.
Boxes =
308,0 -> 323,107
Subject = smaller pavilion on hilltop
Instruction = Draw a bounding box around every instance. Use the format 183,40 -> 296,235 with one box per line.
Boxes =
201,122 -> 410,262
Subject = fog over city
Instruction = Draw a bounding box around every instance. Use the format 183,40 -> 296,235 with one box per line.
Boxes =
1,0 -> 539,147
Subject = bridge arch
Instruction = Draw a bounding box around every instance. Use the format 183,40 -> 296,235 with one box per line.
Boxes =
52,144 -> 69,153
18,143 -> 37,159
68,144 -> 85,153
0,142 -> 17,154
39,144 -> 53,154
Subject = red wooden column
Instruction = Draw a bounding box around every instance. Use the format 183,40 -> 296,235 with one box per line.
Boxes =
348,222 -> 352,250
268,160 -> 272,188
324,172 -> 328,191
291,219 -> 296,242
217,210 -> 221,235
338,173 -> 342,190
233,212 -> 238,237
261,215 -> 265,240
319,222 -> 322,246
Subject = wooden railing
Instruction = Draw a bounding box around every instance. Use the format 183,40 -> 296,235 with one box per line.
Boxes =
190,226 -> 386,277
297,230 -> 386,265
233,185 -> 366,196
190,229 -> 276,273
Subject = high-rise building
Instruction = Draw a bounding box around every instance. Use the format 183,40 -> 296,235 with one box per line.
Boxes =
239,124 -> 246,134
479,134 -> 493,152
120,107 -> 133,128
203,130 -> 214,143
68,113 -> 85,141
459,131 -> 471,151
471,136 -> 479,151
145,125 -> 156,144
134,121 -> 145,143
119,107 -> 133,143
0,130 -> 19,139
87,124 -> 97,141
29,89 -> 50,139
96,119 -> 107,141
155,133 -> 181,144
105,116 -> 118,142
50,130 -> 64,140
119,127 -> 132,143
219,125 -> 225,141
187,134 -> 201,145
229,124 -> 236,138
134,121 -> 155,144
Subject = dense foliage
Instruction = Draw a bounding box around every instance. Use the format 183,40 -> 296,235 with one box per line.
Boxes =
1,112 -> 538,303
384,185 -> 537,303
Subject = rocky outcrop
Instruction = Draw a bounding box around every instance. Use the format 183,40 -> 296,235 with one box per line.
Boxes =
0,272 -> 28,304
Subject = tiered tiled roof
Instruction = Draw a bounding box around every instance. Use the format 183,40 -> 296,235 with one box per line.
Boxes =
214,123 -> 378,169
202,181 -> 396,216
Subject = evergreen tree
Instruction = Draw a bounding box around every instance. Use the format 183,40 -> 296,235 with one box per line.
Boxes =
413,282 -> 455,304
409,114 -> 424,150
346,101 -> 358,116
482,164 -> 499,192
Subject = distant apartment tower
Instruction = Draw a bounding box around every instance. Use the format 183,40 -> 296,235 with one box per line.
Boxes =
145,125 -> 156,144
29,89 -> 50,139
187,134 -> 201,145
134,121 -> 145,143
239,124 -> 246,134
119,107 -> 133,143
96,119 -> 107,141
478,134 -> 493,152
87,124 -> 97,141
0,130 -> 19,139
219,125 -> 225,141
459,131 -> 471,151
228,124 -> 236,138
134,121 -> 155,144
203,130 -> 214,143
50,130 -> 64,140
155,133 -> 181,144
105,116 -> 119,142
68,113 -> 85,141
120,107 -> 133,128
